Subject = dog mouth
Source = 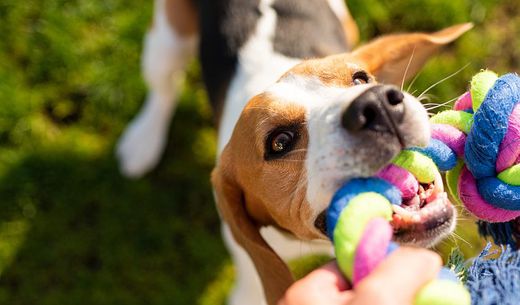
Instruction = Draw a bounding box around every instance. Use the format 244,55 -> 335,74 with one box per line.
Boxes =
314,170 -> 455,248
391,171 -> 455,247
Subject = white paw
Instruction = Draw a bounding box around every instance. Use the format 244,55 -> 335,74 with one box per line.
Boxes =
116,98 -> 172,178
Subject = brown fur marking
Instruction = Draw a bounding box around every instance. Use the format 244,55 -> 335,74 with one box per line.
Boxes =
165,0 -> 198,37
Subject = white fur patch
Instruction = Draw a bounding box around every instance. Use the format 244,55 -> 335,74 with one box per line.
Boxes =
327,0 -> 348,21
116,0 -> 197,178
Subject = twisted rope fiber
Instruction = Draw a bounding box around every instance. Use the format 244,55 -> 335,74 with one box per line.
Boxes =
326,178 -> 470,305
431,71 -> 520,223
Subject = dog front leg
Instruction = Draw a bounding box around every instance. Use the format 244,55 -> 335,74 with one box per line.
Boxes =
117,0 -> 198,178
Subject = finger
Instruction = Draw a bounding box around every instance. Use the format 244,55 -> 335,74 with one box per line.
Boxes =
279,261 -> 354,305
279,288 -> 354,305
305,261 -> 352,291
354,247 -> 442,305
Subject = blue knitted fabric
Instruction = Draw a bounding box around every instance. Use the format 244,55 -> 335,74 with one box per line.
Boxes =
466,243 -> 520,305
410,138 -> 458,171
478,177 -> 520,210
465,73 -> 520,179
325,178 -> 401,240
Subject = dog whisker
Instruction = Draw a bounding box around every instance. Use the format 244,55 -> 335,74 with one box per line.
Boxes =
425,93 -> 464,118
422,102 -> 452,107
445,233 -> 457,244
418,94 -> 433,103
450,231 -> 472,247
401,47 -> 416,91
457,209 -> 473,220
435,239 -> 451,249
422,103 -> 441,107
405,67 -> 423,93
455,216 -> 472,221
457,209 -> 473,218
418,63 -> 470,99
424,95 -> 460,111
426,108 -> 449,116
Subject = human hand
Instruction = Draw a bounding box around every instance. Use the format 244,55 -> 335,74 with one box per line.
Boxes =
278,247 -> 442,305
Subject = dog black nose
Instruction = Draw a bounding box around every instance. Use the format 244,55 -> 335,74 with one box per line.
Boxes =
342,85 -> 405,134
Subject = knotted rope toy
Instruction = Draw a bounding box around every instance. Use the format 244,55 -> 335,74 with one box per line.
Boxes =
326,167 -> 470,305
430,71 -> 520,245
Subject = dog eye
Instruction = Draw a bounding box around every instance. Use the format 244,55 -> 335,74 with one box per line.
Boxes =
266,130 -> 296,158
352,71 -> 370,85
271,131 -> 294,152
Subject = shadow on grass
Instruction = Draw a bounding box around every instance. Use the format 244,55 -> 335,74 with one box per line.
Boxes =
0,104 -> 232,305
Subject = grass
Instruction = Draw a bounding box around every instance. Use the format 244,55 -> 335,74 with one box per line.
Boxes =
0,0 -> 519,304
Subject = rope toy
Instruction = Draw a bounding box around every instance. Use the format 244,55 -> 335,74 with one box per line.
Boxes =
326,177 -> 470,305
325,141 -> 471,304
429,71 -> 520,245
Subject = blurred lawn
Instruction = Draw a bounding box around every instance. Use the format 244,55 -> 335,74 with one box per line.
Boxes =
1,0 -> 519,304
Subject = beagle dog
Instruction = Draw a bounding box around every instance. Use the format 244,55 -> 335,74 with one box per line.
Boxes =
115,0 -> 471,304
212,23 -> 472,305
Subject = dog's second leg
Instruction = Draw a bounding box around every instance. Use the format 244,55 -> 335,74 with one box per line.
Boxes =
327,0 -> 359,49
117,0 -> 198,178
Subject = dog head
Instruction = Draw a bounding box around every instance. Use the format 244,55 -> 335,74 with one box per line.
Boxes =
212,23 -> 472,305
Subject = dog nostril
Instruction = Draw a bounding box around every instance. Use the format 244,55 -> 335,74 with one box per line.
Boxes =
342,93 -> 383,132
362,106 -> 377,128
386,88 -> 404,106
342,100 -> 375,131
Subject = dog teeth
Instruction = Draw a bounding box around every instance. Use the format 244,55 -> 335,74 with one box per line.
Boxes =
433,170 -> 444,193
393,205 -> 411,216
391,194 -> 451,226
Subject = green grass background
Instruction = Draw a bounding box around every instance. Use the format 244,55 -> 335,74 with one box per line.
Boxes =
1,0 -> 519,304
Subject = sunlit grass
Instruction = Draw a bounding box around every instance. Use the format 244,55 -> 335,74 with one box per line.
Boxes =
1,0 -> 519,304
0,220 -> 29,277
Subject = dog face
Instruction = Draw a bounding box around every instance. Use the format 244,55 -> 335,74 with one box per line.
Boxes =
212,24 -> 472,305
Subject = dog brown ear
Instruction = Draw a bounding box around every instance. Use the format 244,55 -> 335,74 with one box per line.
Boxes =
211,150 -> 294,305
351,23 -> 473,85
